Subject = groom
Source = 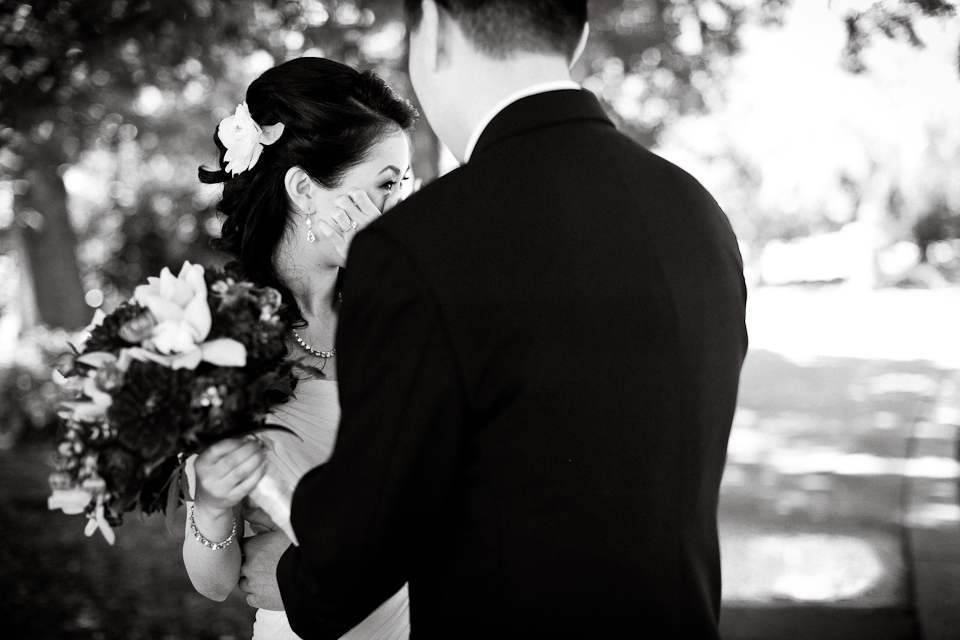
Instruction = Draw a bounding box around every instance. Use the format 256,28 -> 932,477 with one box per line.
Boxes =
245,1 -> 747,637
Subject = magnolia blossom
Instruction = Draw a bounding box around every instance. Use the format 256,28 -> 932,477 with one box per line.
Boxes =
217,102 -> 285,175
121,339 -> 247,371
134,261 -> 211,354
129,261 -> 246,370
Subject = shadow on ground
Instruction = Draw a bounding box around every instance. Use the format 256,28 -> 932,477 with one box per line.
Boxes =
1,346 -> 956,639
719,349 -> 959,640
0,446 -> 255,640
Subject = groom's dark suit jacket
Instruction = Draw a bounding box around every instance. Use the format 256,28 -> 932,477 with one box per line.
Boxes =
278,89 -> 748,639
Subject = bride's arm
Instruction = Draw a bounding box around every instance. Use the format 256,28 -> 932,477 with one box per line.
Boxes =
182,439 -> 267,602
183,499 -> 244,601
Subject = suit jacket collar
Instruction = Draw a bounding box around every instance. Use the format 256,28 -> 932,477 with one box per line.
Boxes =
470,89 -> 614,161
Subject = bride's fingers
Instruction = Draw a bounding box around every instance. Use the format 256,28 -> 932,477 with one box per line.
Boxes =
214,440 -> 263,474
315,219 -> 349,259
344,189 -> 381,219
336,191 -> 381,234
328,206 -> 353,233
221,448 -> 266,488
228,458 -> 268,502
199,438 -> 246,465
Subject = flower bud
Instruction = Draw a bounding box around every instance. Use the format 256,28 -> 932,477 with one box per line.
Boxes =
81,476 -> 107,496
81,452 -> 98,472
260,288 -> 282,316
49,471 -> 74,490
94,364 -> 123,393
54,352 -> 77,377
118,311 -> 158,344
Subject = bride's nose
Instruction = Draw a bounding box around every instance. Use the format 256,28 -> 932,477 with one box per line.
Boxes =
383,193 -> 402,214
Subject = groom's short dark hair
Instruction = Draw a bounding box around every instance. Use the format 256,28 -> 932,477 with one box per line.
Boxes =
404,0 -> 588,60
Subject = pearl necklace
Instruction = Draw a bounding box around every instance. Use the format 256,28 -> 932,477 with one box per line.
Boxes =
292,329 -> 335,359
291,292 -> 342,359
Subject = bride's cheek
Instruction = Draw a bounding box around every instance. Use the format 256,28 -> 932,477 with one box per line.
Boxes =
382,193 -> 400,214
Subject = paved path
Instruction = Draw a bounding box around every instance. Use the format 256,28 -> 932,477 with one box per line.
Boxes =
720,286 -> 960,640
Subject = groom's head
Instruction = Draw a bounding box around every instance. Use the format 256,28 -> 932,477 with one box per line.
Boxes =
404,0 -> 588,158
404,0 -> 587,61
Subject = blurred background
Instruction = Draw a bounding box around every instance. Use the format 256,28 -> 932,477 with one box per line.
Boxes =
0,0 -> 958,638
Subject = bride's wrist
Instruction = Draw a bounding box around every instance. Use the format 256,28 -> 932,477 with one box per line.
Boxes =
191,500 -> 235,533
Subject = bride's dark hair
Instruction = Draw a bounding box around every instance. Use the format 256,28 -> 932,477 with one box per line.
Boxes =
200,57 -> 417,325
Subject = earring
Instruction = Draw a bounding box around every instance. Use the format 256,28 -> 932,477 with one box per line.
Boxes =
305,217 -> 316,243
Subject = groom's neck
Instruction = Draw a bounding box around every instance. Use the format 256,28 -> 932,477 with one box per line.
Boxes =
444,52 -> 574,162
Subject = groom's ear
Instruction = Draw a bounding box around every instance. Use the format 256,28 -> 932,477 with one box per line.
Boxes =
284,167 -> 316,214
416,0 -> 442,71
570,22 -> 590,70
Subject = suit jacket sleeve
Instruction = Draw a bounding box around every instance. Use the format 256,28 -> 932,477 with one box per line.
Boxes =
277,228 -> 467,639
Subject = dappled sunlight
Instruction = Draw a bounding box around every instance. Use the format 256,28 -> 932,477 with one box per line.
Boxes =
906,503 -> 960,528
721,285 -> 960,611
722,534 -> 888,603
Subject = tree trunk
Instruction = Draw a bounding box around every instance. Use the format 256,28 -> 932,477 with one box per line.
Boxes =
18,161 -> 90,329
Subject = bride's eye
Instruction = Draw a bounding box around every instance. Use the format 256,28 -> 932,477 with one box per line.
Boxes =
381,175 -> 410,193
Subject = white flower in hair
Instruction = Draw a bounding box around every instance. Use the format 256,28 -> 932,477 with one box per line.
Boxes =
217,102 -> 285,176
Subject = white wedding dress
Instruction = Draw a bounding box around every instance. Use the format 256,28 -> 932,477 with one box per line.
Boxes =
252,378 -> 410,640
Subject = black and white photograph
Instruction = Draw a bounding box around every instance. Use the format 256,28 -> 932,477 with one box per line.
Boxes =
0,1 -> 958,638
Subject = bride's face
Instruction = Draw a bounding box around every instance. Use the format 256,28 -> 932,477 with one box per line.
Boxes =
316,129 -> 412,226
276,130 -> 412,287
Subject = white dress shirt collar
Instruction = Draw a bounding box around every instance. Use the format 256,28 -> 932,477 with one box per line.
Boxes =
463,80 -> 581,163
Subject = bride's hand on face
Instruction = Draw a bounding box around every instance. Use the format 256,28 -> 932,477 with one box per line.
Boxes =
338,188 -> 387,232
194,439 -> 268,513
315,188 -> 389,261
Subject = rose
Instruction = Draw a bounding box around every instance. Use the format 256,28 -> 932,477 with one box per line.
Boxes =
217,103 -> 285,176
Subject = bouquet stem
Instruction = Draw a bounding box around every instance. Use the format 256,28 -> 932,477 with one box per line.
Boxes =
248,464 -> 299,546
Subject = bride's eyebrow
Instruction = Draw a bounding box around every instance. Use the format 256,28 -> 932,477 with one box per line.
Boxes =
379,165 -> 402,175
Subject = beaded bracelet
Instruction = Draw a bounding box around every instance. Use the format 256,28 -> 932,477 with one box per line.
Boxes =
189,503 -> 237,551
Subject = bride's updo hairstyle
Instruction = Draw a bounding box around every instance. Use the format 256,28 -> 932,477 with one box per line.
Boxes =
200,57 -> 417,324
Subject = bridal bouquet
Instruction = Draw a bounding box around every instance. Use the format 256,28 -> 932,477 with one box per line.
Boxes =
48,261 -> 298,545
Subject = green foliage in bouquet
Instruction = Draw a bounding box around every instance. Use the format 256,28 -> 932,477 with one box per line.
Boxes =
48,262 -> 293,543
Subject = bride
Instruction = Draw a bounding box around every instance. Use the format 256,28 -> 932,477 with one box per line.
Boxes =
181,57 -> 416,640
